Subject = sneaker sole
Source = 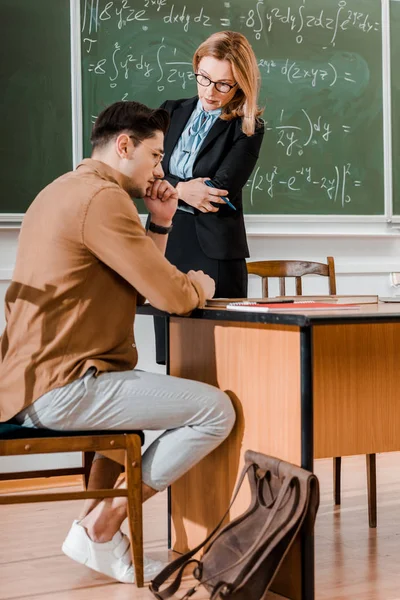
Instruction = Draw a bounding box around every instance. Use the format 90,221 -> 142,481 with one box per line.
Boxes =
62,539 -> 160,584
62,540 -> 137,584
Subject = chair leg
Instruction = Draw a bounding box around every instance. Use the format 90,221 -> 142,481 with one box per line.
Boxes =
82,451 -> 95,489
125,434 -> 144,587
366,453 -> 377,528
333,456 -> 341,505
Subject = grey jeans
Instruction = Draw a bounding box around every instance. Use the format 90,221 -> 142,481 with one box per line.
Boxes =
15,368 -> 235,491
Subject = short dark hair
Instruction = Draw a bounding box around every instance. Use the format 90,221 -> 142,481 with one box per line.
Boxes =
90,101 -> 170,149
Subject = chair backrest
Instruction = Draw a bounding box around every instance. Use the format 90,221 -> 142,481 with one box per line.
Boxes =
247,256 -> 337,297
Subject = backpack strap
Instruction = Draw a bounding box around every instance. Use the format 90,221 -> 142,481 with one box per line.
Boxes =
150,560 -> 200,600
149,462 -> 253,599
198,476 -> 297,589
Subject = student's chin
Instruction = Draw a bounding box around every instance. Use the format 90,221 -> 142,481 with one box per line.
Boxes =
128,186 -> 145,200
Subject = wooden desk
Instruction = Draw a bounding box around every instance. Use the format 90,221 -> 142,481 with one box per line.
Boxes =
139,303 -> 400,600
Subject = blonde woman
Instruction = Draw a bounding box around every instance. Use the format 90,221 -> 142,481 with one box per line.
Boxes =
153,31 -> 264,364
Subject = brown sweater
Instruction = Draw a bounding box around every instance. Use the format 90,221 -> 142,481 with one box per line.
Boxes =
0,159 -> 206,422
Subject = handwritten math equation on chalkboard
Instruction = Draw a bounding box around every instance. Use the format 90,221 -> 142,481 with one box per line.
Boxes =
244,1 -> 379,44
82,0 -> 380,41
247,163 -> 361,207
81,0 -> 382,213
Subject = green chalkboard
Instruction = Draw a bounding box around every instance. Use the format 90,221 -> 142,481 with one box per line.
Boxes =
81,0 -> 383,215
391,0 -> 400,217
0,0 -> 73,215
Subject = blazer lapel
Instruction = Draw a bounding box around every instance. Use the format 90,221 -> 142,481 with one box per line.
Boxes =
194,118 -> 230,166
164,97 -> 198,165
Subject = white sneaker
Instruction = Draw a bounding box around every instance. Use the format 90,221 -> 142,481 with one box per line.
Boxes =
62,520 -> 164,584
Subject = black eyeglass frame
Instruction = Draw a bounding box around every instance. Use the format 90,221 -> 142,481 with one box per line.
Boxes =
194,73 -> 238,94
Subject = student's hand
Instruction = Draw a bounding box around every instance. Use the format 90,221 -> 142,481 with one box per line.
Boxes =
187,270 -> 216,300
144,179 -> 178,226
176,178 -> 228,213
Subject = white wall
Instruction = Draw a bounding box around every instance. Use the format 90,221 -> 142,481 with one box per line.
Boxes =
1,219 -> 400,472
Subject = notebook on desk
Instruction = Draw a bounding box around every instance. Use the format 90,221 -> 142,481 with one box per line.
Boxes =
207,295 -> 377,308
226,301 -> 360,312
273,295 -> 378,305
379,296 -> 400,303
206,297 -> 283,307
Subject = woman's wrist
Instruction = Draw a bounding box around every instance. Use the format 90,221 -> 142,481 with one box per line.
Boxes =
176,182 -> 184,199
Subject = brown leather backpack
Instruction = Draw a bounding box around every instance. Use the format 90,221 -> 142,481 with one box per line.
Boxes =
150,450 -> 319,600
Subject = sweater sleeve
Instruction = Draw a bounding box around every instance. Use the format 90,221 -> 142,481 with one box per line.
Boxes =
82,187 -> 206,313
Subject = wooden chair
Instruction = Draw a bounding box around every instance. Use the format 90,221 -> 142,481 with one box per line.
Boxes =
247,256 -> 337,298
0,422 -> 145,585
247,256 -> 377,527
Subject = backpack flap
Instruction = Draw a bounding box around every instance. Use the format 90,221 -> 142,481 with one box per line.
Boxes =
149,450 -> 319,600
199,451 -> 319,599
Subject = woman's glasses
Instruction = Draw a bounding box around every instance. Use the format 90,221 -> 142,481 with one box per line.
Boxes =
194,73 -> 237,94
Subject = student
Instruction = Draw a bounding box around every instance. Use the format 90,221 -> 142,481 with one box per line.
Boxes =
0,101 -> 235,584
152,30 -> 265,364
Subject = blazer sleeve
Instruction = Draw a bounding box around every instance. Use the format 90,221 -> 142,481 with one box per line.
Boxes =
210,123 -> 264,206
159,99 -> 182,188
163,173 -> 181,188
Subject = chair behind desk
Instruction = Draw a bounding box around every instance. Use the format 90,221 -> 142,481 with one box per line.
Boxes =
0,423 -> 145,585
247,256 -> 337,297
246,256 -> 377,528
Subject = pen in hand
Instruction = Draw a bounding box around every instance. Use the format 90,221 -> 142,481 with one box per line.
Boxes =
204,180 -> 237,211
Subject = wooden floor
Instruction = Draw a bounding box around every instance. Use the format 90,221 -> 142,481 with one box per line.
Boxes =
2,454 -> 400,600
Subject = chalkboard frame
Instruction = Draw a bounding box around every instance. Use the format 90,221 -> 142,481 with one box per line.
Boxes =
0,0 -> 396,229
388,0 -> 400,223
76,0 -> 391,222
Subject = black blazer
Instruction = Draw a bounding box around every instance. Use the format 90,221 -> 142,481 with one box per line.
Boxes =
160,96 -> 264,260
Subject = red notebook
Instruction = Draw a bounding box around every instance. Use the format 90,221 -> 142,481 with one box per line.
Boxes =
226,301 -> 359,312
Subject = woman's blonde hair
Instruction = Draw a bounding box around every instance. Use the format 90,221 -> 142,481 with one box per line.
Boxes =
193,31 -> 263,136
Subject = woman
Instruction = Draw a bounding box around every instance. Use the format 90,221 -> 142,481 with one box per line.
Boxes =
154,31 -> 264,364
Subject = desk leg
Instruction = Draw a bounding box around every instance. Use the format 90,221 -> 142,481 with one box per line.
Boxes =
270,326 -> 315,600
168,319 -> 313,599
301,327 -> 314,600
165,316 -> 172,550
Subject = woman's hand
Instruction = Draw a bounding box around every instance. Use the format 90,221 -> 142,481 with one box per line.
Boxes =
176,178 -> 229,213
144,179 -> 178,226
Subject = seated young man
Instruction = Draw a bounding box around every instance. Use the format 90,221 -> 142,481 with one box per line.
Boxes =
0,101 -> 235,584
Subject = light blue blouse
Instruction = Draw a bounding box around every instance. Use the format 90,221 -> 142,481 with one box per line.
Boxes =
169,100 -> 222,180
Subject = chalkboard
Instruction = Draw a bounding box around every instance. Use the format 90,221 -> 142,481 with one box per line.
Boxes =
0,0 -> 73,215
390,0 -> 400,217
81,0 -> 384,216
